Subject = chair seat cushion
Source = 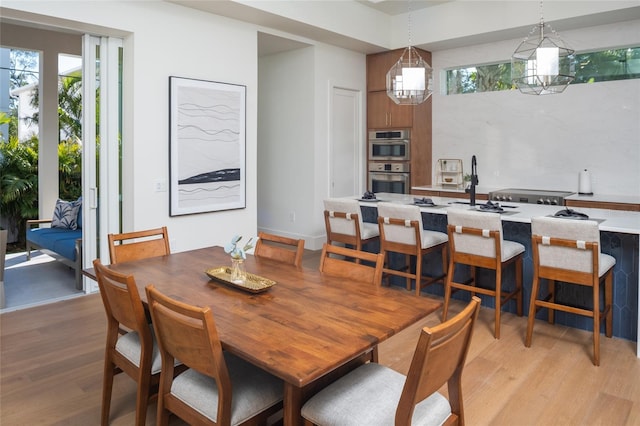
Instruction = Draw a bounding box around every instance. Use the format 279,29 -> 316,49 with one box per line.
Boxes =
362,222 -> 381,240
171,352 -> 283,424
599,253 -> 616,277
502,240 -> 525,262
116,328 -> 163,374
301,362 -> 451,426
420,230 -> 448,249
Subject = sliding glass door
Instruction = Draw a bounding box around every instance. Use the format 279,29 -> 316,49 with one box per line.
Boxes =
82,35 -> 122,293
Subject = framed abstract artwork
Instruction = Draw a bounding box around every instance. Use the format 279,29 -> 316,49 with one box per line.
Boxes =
169,76 -> 246,216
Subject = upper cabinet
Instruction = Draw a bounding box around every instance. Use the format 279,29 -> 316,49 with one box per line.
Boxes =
366,47 -> 432,130
366,47 -> 434,187
367,91 -> 413,129
366,48 -> 405,92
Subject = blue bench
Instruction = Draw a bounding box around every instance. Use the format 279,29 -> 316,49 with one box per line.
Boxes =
26,201 -> 83,290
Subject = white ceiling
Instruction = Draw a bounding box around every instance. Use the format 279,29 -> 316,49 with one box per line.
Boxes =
357,0 -> 452,16
169,0 -> 640,56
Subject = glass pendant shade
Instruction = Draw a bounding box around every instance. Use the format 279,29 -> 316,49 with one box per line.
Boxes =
386,46 -> 433,104
511,21 -> 575,95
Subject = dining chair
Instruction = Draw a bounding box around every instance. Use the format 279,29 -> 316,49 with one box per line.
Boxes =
377,202 -> 448,296
93,259 -> 162,426
254,231 -> 305,267
145,284 -> 284,425
324,198 -> 379,256
319,243 -> 384,286
301,296 -> 481,426
108,226 -> 170,264
443,209 -> 524,339
525,216 -> 615,366
319,243 -> 384,362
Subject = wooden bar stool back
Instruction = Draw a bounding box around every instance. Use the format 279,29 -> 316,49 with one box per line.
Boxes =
377,202 -> 448,296
323,198 -> 379,254
443,209 -> 524,339
525,216 -> 615,366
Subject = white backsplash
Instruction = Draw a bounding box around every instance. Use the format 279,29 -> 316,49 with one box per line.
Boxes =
431,20 -> 640,197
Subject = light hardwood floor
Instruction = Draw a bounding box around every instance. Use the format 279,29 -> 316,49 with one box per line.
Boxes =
1,249 -> 638,425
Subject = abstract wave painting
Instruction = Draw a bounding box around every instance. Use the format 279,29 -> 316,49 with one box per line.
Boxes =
169,77 -> 246,215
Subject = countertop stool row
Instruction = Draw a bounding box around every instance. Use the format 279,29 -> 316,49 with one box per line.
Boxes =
323,198 -> 615,365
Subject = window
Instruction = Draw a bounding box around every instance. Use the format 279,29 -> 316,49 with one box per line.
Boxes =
445,46 -> 640,95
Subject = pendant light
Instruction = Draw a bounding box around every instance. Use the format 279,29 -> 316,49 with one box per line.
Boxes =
386,1 -> 433,104
511,0 -> 575,95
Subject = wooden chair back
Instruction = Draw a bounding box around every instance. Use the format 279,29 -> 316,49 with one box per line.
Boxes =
108,226 -> 170,264
447,209 -> 504,265
254,231 -> 305,267
93,259 -> 157,426
319,243 -> 383,286
531,216 -> 602,284
145,284 -> 232,425
323,198 -> 379,251
396,296 -> 481,425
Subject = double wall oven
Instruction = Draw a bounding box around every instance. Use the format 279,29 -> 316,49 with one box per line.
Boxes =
368,129 -> 411,194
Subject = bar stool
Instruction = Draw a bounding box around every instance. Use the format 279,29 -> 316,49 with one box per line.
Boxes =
377,202 -> 448,296
324,198 -> 379,254
525,216 -> 615,366
443,208 -> 524,339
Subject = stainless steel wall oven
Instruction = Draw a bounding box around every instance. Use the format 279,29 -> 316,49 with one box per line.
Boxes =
368,129 -> 410,161
368,129 -> 411,194
368,162 -> 410,194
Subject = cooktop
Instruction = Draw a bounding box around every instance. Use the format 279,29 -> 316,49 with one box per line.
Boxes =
489,188 -> 575,205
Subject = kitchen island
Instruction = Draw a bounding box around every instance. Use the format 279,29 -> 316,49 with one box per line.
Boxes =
354,192 -> 640,357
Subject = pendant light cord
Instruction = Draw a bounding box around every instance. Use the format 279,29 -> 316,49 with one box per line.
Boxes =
539,0 -> 545,39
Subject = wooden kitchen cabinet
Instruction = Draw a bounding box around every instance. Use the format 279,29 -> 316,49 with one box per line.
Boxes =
565,199 -> 640,211
367,91 -> 413,128
367,47 -> 433,187
367,48 -> 405,92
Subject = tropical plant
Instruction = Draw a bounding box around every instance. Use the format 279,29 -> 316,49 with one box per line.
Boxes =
0,136 -> 39,243
58,140 -> 82,200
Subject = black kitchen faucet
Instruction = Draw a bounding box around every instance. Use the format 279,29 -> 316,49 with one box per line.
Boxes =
468,155 -> 479,207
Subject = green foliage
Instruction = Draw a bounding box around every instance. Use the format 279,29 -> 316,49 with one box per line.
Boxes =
446,46 -> 640,95
0,137 -> 82,243
0,136 -> 39,242
58,140 -> 82,200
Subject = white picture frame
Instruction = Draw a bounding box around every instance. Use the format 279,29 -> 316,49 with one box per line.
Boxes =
169,76 -> 246,216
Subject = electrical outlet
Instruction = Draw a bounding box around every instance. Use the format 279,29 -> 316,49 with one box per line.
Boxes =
289,211 -> 296,222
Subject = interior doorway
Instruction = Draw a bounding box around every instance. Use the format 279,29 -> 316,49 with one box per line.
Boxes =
329,86 -> 363,198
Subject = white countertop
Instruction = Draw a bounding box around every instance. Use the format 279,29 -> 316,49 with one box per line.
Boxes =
358,192 -> 640,235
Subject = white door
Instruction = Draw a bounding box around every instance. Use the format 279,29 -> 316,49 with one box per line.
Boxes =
330,87 -> 362,197
81,35 -> 122,292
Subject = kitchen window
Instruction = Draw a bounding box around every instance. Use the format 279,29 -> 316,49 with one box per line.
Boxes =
445,46 -> 640,95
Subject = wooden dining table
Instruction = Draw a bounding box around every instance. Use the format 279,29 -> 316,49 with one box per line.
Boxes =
85,246 -> 442,425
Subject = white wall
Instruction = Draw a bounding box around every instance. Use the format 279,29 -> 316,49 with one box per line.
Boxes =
257,41 -> 366,250
4,1 -> 259,252
431,19 -> 640,196
258,47 -> 315,241
5,1 -> 367,252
